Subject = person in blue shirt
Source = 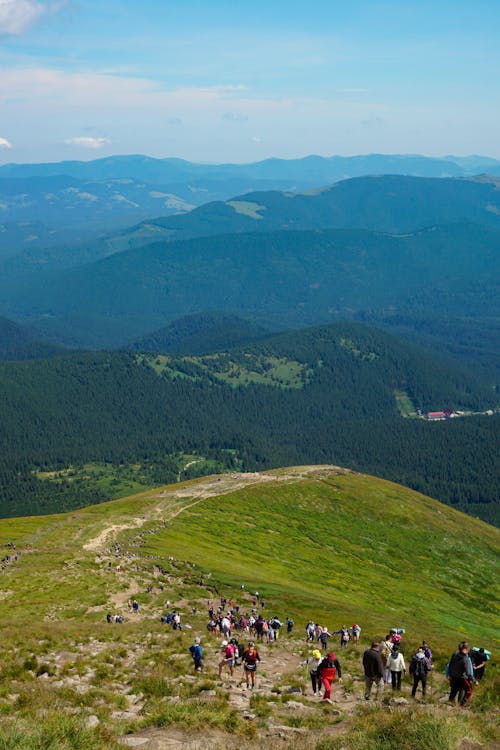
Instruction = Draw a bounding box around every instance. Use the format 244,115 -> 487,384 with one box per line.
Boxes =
189,636 -> 204,672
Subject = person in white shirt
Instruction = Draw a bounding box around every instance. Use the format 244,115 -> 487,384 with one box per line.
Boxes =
387,643 -> 406,691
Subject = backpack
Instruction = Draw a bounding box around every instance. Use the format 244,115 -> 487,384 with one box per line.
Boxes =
414,658 -> 426,677
382,644 -> 390,659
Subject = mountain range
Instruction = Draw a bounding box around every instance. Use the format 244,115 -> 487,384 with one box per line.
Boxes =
0,173 -> 498,356
1,153 -> 500,249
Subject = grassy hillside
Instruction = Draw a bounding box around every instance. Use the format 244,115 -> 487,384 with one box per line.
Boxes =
0,468 -> 497,749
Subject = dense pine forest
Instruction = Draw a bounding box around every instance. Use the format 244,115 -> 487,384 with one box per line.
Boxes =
0,323 -> 497,524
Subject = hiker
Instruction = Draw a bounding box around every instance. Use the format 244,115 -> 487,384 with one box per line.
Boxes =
306,621 -> 315,642
218,640 -> 235,678
421,640 -> 433,662
387,643 -> 406,691
189,637 -> 204,672
471,648 -> 489,682
389,628 -> 403,645
448,642 -> 475,706
132,599 -> 139,613
242,641 -> 261,689
409,647 -> 429,698
319,626 -> 333,651
221,615 -> 231,639
317,651 -> 343,703
352,623 -> 361,644
106,612 -> 112,623
230,637 -> 243,666
380,635 -> 393,683
304,649 -> 323,695
286,617 -> 294,634
362,642 -> 384,700
173,612 -> 182,630
335,625 -> 350,649
271,617 -> 282,639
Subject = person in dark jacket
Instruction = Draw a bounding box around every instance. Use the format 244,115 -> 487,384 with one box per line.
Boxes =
470,648 -> 488,682
448,642 -> 475,705
317,651 -> 343,703
362,642 -> 384,700
409,647 -> 429,698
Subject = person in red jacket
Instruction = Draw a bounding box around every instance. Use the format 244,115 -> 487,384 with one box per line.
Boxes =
317,651 -> 343,703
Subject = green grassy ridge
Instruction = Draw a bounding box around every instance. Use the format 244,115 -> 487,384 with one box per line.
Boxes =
0,467 -> 498,648
135,471 -> 499,648
0,468 -> 498,748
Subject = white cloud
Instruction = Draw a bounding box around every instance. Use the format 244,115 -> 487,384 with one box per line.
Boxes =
0,136 -> 13,148
0,0 -> 67,35
64,136 -> 110,149
0,0 -> 44,35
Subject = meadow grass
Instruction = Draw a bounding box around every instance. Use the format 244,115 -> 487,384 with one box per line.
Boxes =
0,467 -> 497,747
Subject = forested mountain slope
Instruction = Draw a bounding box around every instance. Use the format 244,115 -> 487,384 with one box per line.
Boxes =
0,316 -> 63,360
4,221 -> 497,351
0,322 -> 497,523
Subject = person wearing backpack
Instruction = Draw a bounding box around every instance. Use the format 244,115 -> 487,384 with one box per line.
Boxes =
380,635 -> 393,684
409,647 -> 429,698
317,651 -> 343,703
470,648 -> 489,682
319,627 -> 333,651
387,643 -> 406,691
218,640 -> 235,678
448,642 -> 476,705
189,637 -> 204,672
334,626 -> 350,649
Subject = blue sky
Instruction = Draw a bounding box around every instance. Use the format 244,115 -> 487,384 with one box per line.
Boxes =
0,0 -> 499,163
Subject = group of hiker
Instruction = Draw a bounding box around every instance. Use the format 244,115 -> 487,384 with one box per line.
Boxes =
205,601 -> 293,642
362,638 -> 488,706
189,618 -> 490,707
306,622 -> 361,649
190,635 -> 261,688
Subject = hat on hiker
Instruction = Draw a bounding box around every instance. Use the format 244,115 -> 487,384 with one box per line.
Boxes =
312,649 -> 321,659
194,637 -> 200,644
221,640 -> 228,647
327,652 -> 335,660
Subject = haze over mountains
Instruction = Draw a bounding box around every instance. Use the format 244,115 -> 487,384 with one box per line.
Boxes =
0,166 -> 498,368
0,152 -> 498,527
1,153 -> 500,246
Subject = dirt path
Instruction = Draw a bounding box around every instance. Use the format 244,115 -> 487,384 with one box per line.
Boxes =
83,466 -> 348,553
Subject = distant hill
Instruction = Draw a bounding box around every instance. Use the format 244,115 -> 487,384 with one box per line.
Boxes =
2,173 -> 499,285
5,221 -> 498,350
128,312 -> 275,355
1,155 -> 498,242
132,174 -> 500,243
46,174 -> 500,265
0,321 -> 497,522
3,152 -> 499,183
0,316 -> 62,360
